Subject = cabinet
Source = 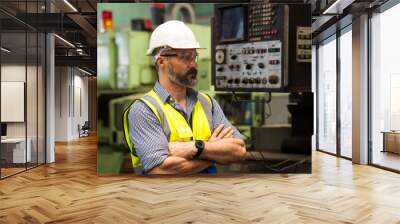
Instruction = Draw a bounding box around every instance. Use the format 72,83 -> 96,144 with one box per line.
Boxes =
382,131 -> 400,154
1,138 -> 32,164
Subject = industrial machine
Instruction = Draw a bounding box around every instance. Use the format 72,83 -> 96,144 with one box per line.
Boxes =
97,27 -> 156,173
212,2 -> 311,92
97,29 -> 157,145
210,2 -> 313,173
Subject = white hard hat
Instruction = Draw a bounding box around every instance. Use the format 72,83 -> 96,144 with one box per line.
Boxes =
146,20 -> 201,56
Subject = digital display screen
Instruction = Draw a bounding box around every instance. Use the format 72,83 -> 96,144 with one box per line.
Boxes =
220,6 -> 244,42
268,48 -> 281,53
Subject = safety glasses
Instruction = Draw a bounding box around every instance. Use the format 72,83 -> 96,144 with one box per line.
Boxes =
160,51 -> 198,63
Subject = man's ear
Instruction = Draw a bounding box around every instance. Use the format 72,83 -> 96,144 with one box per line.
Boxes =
157,57 -> 168,71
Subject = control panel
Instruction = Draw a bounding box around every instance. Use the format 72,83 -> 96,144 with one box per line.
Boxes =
214,41 -> 286,90
212,3 -> 311,92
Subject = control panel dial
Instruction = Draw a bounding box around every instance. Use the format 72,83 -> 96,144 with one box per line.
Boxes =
215,49 -> 225,64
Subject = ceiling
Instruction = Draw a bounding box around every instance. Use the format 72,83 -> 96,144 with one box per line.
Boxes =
0,0 -> 97,74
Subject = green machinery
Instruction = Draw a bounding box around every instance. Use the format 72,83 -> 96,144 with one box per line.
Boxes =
97,29 -> 156,173
97,29 -> 156,145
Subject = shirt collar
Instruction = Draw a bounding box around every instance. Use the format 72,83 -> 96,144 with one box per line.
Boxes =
153,81 -> 198,103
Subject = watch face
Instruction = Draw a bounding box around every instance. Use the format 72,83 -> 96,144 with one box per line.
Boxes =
196,140 -> 204,149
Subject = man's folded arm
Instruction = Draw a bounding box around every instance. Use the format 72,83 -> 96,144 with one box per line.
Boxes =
201,138 -> 246,164
168,138 -> 246,165
148,156 -> 213,175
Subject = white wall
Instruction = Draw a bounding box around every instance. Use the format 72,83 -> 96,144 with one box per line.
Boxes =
1,65 -> 34,138
55,67 -> 89,141
71,72 -> 89,138
1,64 -> 46,164
55,67 -> 69,141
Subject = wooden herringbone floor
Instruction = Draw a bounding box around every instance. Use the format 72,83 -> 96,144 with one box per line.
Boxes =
1,135 -> 400,223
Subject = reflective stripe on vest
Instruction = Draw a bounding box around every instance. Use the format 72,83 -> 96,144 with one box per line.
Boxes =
122,99 -> 142,167
122,89 -> 213,168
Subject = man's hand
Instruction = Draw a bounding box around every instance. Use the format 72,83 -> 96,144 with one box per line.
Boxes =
168,141 -> 196,159
168,124 -> 246,164
209,124 -> 234,142
168,124 -> 234,159
201,138 -> 246,164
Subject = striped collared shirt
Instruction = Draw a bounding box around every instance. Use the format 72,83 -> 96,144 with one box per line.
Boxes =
128,82 -> 243,172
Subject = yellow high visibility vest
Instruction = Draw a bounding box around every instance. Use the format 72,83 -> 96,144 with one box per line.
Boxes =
123,89 -> 213,168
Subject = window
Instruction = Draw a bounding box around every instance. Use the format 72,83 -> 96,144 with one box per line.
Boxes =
339,27 -> 352,158
370,2 -> 400,171
317,35 -> 337,154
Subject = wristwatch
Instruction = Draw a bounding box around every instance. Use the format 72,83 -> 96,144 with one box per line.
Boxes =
194,140 -> 205,159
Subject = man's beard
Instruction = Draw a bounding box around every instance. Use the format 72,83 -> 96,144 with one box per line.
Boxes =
167,65 -> 198,88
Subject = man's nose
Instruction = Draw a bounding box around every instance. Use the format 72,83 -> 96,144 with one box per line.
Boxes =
188,59 -> 197,68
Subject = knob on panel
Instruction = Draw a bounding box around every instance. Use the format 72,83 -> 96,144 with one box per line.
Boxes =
269,75 -> 279,84
215,50 -> 225,64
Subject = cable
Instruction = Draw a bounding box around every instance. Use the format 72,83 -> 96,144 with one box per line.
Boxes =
251,151 -> 308,173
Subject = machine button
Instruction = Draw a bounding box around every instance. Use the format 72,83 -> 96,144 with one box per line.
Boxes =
217,67 -> 224,72
234,78 -> 240,84
242,78 -> 248,84
269,75 -> 279,84
262,78 -> 268,84
255,78 -> 261,84
248,78 -> 254,84
246,64 -> 253,70
231,55 -> 237,60
269,60 -> 280,65
258,63 -> 265,69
